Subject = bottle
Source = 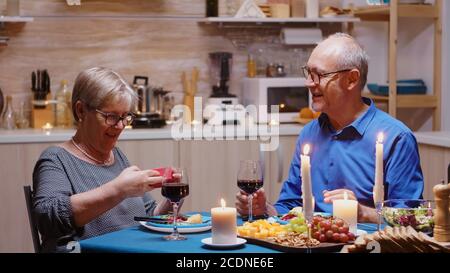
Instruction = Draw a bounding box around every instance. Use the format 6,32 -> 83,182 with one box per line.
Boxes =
55,80 -> 72,128
247,54 -> 256,78
206,0 -> 218,17
2,95 -> 17,130
306,0 -> 319,18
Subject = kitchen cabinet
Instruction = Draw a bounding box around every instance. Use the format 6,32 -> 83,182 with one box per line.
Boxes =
418,143 -> 450,201
0,139 -> 179,252
179,139 -> 263,212
354,0 -> 442,130
265,136 -> 298,205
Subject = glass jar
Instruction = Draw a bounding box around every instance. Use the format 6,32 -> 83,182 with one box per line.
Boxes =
2,95 -> 17,130
15,101 -> 30,129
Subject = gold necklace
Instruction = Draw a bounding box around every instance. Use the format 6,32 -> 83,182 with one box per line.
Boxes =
70,137 -> 113,165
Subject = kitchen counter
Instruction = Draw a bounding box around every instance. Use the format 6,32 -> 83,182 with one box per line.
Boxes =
0,123 -> 304,144
414,131 -> 450,148
1,125 -> 449,148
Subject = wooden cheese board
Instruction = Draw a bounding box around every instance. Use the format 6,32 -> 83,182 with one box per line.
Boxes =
239,235 -> 348,253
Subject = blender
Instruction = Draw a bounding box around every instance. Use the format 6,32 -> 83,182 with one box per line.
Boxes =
203,52 -> 246,125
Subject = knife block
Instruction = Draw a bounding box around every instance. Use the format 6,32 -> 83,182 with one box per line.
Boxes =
31,95 -> 55,128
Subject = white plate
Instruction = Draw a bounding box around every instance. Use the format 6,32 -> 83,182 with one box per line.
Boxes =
356,229 -> 367,237
201,237 -> 247,249
139,221 -> 211,233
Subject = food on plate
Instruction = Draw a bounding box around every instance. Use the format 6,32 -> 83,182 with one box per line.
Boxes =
157,214 -> 188,224
268,232 -> 320,248
237,219 -> 286,239
346,225 -> 450,253
382,205 -> 434,234
186,213 -> 203,224
311,215 -> 355,243
280,206 -> 303,221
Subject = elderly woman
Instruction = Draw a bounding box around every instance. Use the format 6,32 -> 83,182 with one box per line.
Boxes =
33,67 -> 172,252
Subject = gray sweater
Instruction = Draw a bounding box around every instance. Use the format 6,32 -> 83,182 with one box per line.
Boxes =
32,146 -> 157,252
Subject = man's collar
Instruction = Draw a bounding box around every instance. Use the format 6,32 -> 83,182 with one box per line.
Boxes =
318,97 -> 376,137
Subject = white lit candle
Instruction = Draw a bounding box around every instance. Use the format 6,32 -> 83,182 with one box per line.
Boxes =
333,192 -> 358,234
373,132 -> 384,205
211,198 -> 237,244
301,144 -> 313,222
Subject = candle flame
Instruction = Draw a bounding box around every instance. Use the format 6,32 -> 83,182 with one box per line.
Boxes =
377,132 -> 384,144
303,144 -> 310,156
344,191 -> 348,200
220,198 -> 226,208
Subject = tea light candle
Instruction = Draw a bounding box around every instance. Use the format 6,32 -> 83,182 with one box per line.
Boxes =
333,192 -> 358,234
211,199 -> 237,244
373,132 -> 384,204
301,144 -> 313,222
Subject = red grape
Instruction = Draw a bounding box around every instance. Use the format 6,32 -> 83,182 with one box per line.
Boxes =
335,219 -> 344,227
312,216 -> 321,225
347,232 -> 355,241
332,233 -> 341,242
339,225 -> 349,234
319,234 -> 327,242
313,231 -> 321,240
339,233 -> 349,243
320,220 -> 331,231
325,230 -> 334,239
331,224 -> 339,233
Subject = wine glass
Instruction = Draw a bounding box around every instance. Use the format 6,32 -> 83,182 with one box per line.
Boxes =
161,167 -> 189,240
237,160 -> 263,222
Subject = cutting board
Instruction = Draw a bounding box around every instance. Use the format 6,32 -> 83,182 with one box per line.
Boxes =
239,236 -> 348,253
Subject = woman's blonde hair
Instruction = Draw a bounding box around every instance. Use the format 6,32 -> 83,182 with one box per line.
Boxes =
71,67 -> 137,122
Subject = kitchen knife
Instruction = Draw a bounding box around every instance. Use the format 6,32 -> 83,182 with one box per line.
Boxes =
31,71 -> 36,92
36,70 -> 41,93
46,71 -> 51,94
133,216 -> 174,224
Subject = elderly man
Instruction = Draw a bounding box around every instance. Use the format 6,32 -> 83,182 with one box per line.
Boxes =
236,33 -> 424,223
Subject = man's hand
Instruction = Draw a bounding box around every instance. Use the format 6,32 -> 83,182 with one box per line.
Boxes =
323,189 -> 357,203
235,188 -> 268,216
323,189 -> 378,223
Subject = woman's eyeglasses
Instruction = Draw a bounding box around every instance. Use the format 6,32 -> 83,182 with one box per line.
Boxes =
95,109 -> 135,126
301,66 -> 352,85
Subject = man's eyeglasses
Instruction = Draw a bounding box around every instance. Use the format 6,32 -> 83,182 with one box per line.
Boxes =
95,109 -> 135,127
301,66 -> 352,85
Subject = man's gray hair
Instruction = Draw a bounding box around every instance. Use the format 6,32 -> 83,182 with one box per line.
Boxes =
72,67 -> 137,122
323,33 -> 369,90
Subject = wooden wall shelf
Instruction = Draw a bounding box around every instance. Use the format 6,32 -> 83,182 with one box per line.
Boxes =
356,0 -> 442,130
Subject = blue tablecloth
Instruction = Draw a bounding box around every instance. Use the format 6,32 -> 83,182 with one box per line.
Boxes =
80,213 -> 382,253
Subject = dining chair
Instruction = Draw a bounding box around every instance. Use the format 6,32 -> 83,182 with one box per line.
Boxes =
23,185 -> 42,253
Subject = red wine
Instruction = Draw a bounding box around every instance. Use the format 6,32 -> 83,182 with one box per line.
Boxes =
237,179 -> 263,194
161,183 -> 189,202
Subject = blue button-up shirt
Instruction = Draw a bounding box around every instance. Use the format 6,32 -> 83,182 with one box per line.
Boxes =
274,98 -> 424,214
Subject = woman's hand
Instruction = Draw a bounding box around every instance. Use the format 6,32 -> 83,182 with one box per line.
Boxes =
113,166 -> 164,198
235,188 -> 268,217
